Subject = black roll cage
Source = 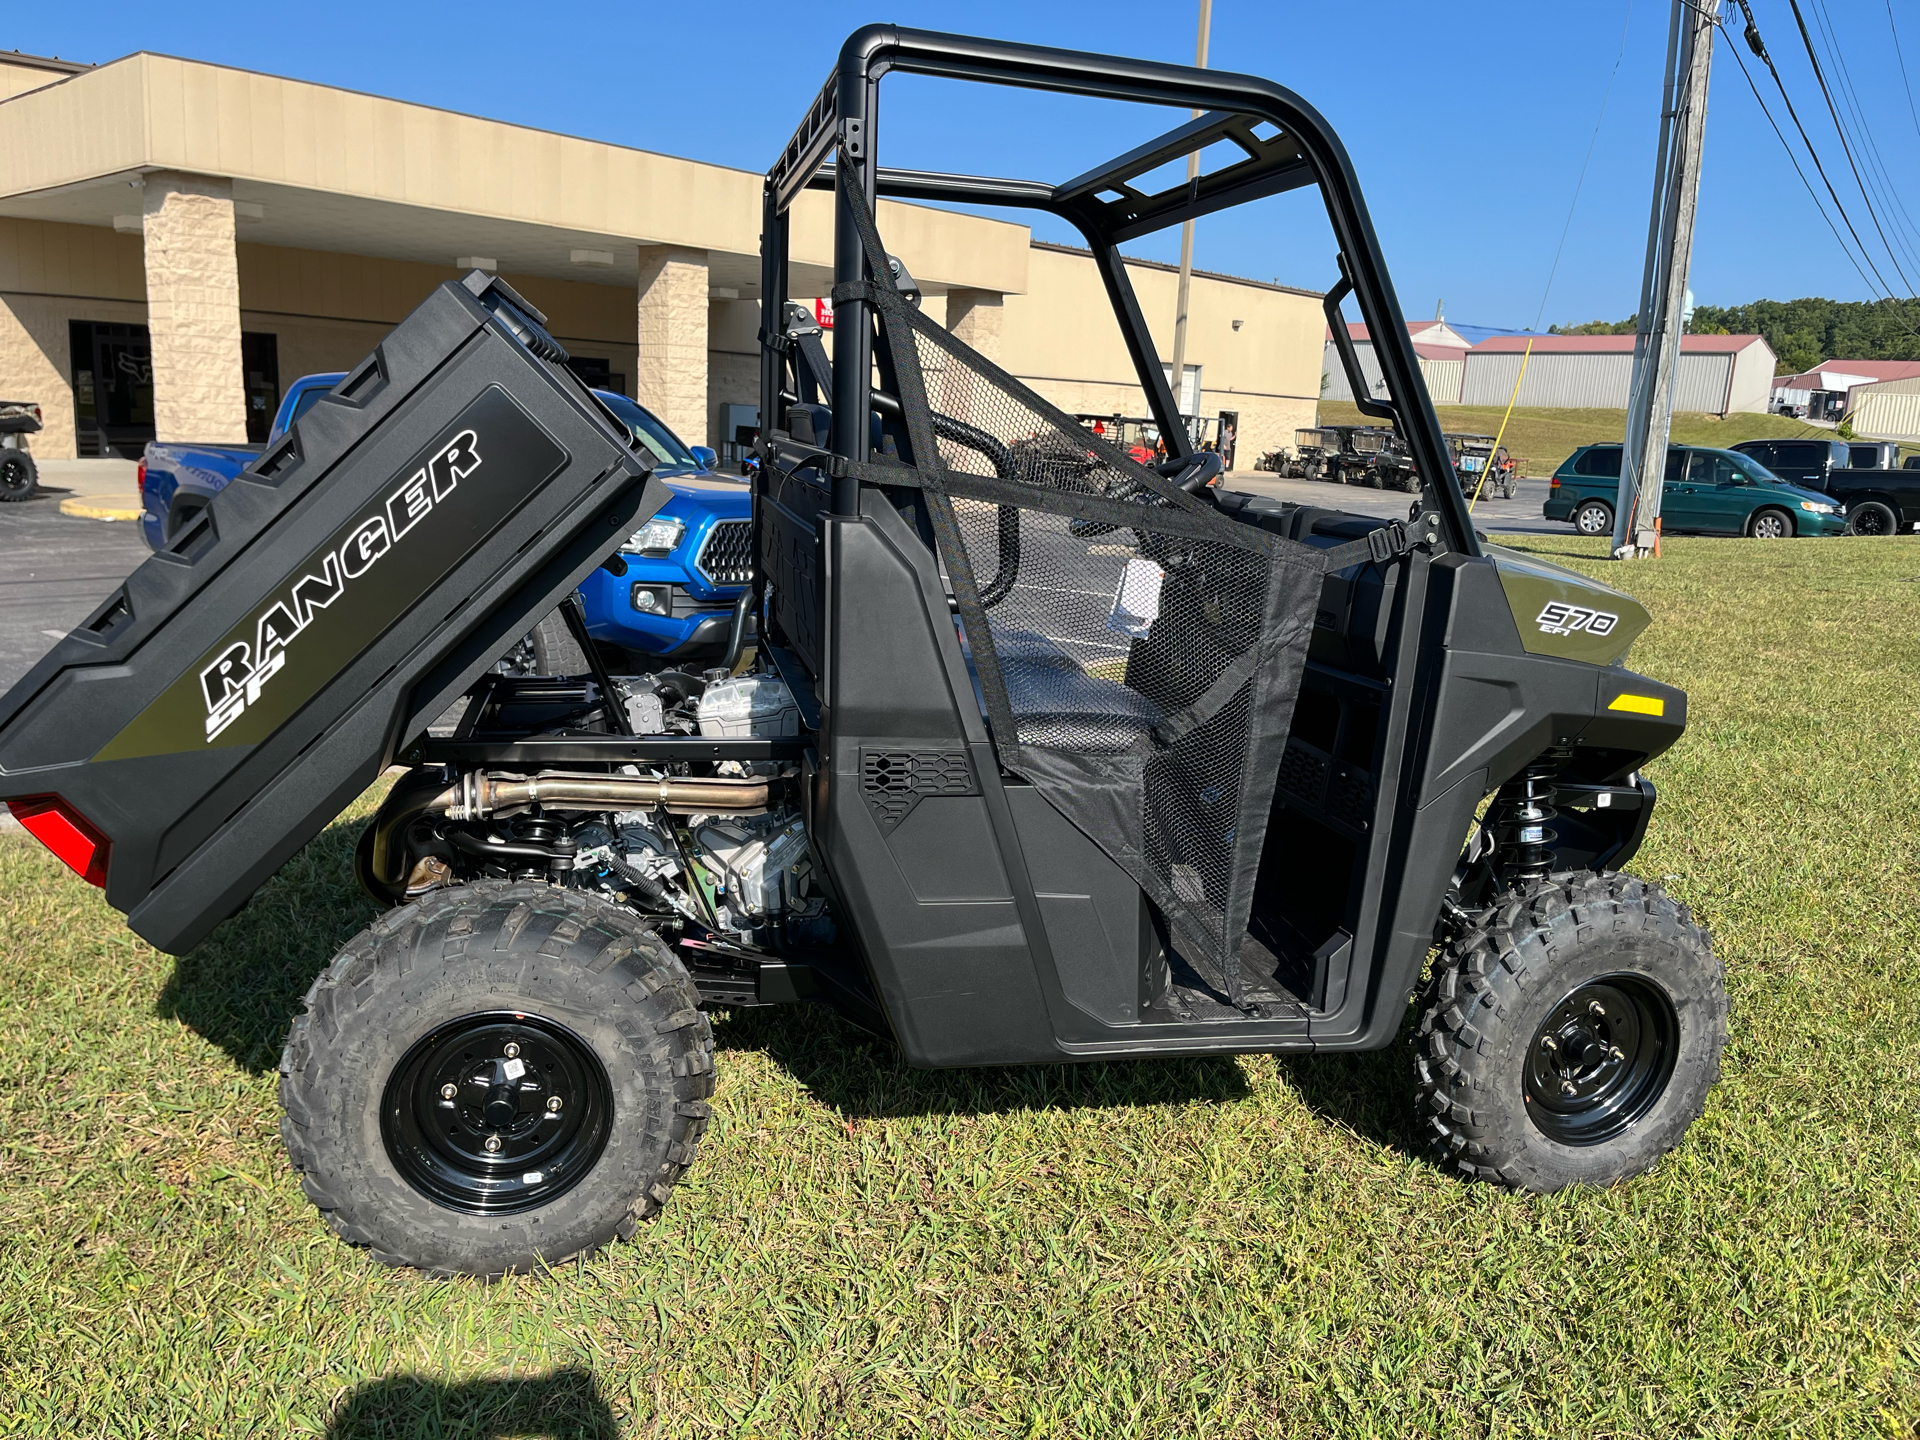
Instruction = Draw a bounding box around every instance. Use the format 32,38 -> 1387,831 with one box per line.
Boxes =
757,23 -> 1479,559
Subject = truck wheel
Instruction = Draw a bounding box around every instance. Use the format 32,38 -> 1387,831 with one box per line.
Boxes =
1746,507 -> 1793,539
0,450 -> 36,502
278,881 -> 715,1277
529,610 -> 591,676
1847,500 -> 1898,537
1571,499 -> 1613,536
1414,871 -> 1725,1193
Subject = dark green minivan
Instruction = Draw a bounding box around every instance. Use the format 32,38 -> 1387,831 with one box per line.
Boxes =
1545,443 -> 1848,538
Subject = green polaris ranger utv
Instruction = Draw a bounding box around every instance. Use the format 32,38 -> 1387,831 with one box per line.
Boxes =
0,27 -> 1724,1278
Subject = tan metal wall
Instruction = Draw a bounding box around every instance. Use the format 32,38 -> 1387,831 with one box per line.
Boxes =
1460,350 -> 1739,413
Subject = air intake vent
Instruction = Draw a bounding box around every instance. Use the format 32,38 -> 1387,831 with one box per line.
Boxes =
695,519 -> 755,585
860,749 -> 975,832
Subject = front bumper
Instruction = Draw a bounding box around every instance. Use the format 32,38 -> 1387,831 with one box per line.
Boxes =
575,563 -> 742,658
1800,510 -> 1849,537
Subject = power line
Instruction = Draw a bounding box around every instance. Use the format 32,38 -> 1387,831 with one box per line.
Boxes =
1533,0 -> 1634,332
1890,0 -> 1920,147
1727,0 -> 1904,299
1717,24 -> 1890,304
1783,0 -> 1918,292
1806,0 -> 1920,279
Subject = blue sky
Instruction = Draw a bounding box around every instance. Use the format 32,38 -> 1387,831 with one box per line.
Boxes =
14,0 -> 1920,331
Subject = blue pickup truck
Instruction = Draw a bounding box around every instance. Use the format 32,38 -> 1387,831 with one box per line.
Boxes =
140,373 -> 752,666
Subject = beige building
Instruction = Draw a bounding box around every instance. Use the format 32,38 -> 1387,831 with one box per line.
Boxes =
0,48 -> 1320,468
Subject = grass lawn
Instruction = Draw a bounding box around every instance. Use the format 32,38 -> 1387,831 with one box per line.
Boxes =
2,537 -> 1917,1437
1316,401 -> 1919,480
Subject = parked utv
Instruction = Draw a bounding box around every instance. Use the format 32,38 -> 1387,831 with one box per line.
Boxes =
1448,433 -> 1516,500
0,399 -> 41,502
0,27 -> 1725,1278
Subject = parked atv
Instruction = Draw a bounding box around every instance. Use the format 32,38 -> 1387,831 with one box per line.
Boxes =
0,400 -> 42,502
0,27 -> 1725,1278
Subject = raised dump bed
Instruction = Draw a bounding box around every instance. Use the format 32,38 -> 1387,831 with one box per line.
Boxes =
0,273 -> 663,953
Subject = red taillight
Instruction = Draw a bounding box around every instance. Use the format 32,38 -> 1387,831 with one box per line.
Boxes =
1550,478 -> 1561,489
136,458 -> 147,496
6,796 -> 109,887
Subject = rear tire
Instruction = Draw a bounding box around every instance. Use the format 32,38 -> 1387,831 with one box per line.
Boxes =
1572,499 -> 1613,537
1415,871 -> 1725,1193
1746,507 -> 1793,539
1847,500 -> 1898,537
529,610 -> 591,677
0,450 -> 36,502
278,882 -> 715,1277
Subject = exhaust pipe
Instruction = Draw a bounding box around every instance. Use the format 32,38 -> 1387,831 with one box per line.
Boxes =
366,767 -> 771,892
434,769 -> 770,820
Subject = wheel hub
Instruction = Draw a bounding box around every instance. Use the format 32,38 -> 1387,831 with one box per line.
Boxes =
1523,977 -> 1678,1146
381,1012 -> 613,1214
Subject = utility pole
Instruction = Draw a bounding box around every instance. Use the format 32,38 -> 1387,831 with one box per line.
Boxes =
1615,0 -> 1719,558
1167,0 -> 1212,445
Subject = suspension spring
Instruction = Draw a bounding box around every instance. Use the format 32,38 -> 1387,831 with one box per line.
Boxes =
1492,747 -> 1572,889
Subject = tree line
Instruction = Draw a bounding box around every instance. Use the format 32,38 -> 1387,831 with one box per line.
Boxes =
1548,297 -> 1920,374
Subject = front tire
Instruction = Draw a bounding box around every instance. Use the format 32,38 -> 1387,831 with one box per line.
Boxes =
1746,507 -> 1793,539
1572,499 -> 1613,536
1847,500 -> 1898,537
0,450 -> 36,502
529,610 -> 591,677
1415,872 -> 1725,1192
278,882 -> 714,1277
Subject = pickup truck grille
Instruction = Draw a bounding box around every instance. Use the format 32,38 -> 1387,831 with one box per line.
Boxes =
694,519 -> 754,586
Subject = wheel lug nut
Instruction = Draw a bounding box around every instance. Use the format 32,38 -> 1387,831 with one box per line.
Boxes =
1560,1079 -> 1578,1096
503,1042 -> 521,1059
1609,1045 -> 1624,1061
439,1083 -> 458,1100
1587,1000 -> 1606,1020
1541,1035 -> 1559,1053
546,1096 -> 563,1113
483,1135 -> 502,1153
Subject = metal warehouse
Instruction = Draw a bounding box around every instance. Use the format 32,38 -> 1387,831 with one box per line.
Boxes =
0,50 -> 1324,466
1321,318 -> 1470,405
1460,333 -> 1776,415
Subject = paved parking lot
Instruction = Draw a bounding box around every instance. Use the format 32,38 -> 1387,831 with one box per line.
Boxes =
1,483 -> 152,694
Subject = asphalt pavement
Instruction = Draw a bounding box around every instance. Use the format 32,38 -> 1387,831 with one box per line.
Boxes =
1221,470 -> 1565,536
1,481 -> 152,694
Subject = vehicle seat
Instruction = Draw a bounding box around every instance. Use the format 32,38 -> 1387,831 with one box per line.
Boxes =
991,628 -> 1160,754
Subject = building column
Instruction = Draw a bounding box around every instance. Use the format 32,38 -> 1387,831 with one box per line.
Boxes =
636,245 -> 709,445
141,172 -> 247,443
945,288 -> 1004,364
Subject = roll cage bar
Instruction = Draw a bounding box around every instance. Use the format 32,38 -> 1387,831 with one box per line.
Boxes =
758,24 -> 1478,559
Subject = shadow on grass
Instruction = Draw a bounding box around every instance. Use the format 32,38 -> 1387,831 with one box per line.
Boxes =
712,1000 -> 1252,1120
325,1367 -> 616,1439
1273,1043 -> 1420,1156
156,814 -> 382,1074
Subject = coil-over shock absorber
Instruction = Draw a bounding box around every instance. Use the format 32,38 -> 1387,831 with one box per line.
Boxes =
1490,746 -> 1572,889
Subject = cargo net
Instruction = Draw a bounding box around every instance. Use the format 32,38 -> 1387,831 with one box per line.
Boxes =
837,168 -> 1322,1001
906,319 -> 1297,990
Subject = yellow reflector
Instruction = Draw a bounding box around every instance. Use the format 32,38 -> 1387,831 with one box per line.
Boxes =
1608,693 -> 1665,717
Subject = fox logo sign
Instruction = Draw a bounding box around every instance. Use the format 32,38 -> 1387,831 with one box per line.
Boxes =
199,430 -> 482,740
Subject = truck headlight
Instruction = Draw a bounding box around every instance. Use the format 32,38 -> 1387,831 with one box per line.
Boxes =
1798,501 -> 1835,514
624,516 -> 685,555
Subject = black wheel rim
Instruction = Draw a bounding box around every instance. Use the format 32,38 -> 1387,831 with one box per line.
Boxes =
1523,975 -> 1678,1147
382,1011 -> 614,1214
1855,508 -> 1889,536
0,455 -> 29,495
